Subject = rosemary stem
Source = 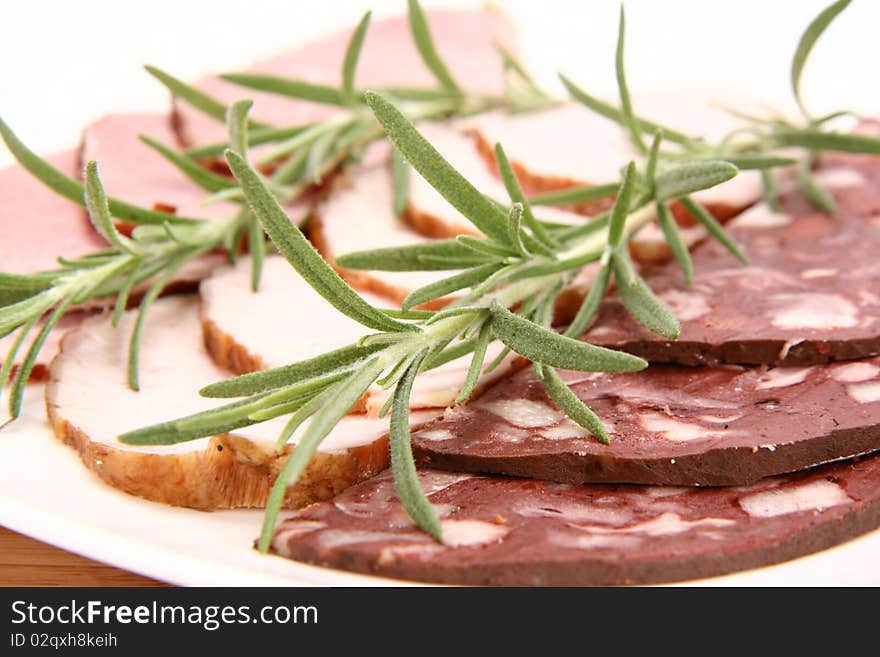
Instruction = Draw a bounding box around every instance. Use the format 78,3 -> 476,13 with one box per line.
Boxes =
367,202 -> 658,382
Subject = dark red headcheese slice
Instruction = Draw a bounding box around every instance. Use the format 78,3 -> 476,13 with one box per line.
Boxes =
272,455 -> 880,586
585,149 -> 880,367
410,357 -> 880,486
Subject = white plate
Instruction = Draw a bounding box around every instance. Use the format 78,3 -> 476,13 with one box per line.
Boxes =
2,386 -> 879,586
2,0 -> 880,587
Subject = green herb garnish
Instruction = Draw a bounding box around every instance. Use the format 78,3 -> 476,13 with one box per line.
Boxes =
0,0 -> 878,554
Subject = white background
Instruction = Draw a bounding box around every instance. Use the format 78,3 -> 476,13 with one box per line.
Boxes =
1,0 -> 879,166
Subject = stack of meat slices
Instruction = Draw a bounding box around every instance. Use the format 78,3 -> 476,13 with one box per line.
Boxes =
270,144 -> 880,586
5,6 -> 879,585
0,7 -> 516,380
15,7 -> 524,511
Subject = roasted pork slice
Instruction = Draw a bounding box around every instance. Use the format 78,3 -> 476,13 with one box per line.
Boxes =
0,312 -> 89,384
465,94 -> 766,219
200,255 -> 518,414
404,123 -> 588,238
403,122 -> 712,264
80,113 -> 237,226
46,295 -> 439,510
175,8 -> 515,148
309,164 -> 462,306
273,457 -> 880,586
411,356 -> 880,486
584,155 -> 880,366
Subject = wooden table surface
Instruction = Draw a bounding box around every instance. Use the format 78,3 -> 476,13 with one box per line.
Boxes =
0,526 -> 166,587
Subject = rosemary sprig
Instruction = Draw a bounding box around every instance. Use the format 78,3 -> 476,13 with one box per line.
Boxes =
0,0 -> 547,416
119,94 -> 739,553
791,0 -> 851,120
149,0 -> 549,216
559,0 -> 880,215
119,1 -> 880,552
343,12 -> 373,106
407,0 -> 461,95
2,0 -> 878,555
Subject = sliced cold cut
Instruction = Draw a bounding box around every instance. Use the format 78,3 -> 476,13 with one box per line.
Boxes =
402,122 -> 710,263
411,356 -> 880,486
585,155 -> 880,366
272,457 -> 880,585
0,312 -> 90,384
0,150 -> 107,274
80,113 -> 237,226
308,156 -> 608,326
200,255 -> 518,414
175,9 -> 515,149
404,123 -> 589,238
309,163 -> 462,306
46,295 -> 439,509
0,151 -> 108,381
464,93 -> 764,219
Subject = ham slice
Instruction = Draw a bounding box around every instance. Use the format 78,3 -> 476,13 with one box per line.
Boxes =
309,160 -> 459,306
175,8 -> 515,148
0,150 -> 107,274
199,255 -> 518,414
0,151 -> 108,382
80,113 -> 237,226
46,295 -> 440,510
0,141 -> 228,382
465,93 -> 765,219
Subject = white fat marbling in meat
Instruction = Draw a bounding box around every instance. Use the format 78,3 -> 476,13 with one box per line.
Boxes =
514,500 -> 632,525
639,412 -> 714,442
539,418 -> 599,440
755,367 -> 814,390
439,519 -> 508,547
739,480 -> 851,518
479,398 -> 564,428
847,381 -> 880,404
413,429 -> 456,442
274,521 -> 328,542
769,293 -> 860,330
547,531 -> 643,550
800,268 -> 838,280
316,530 -> 430,550
659,289 -> 711,321
831,362 -> 880,383
576,511 -> 735,537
